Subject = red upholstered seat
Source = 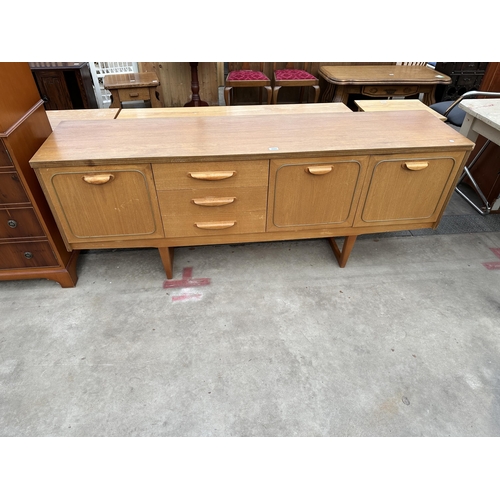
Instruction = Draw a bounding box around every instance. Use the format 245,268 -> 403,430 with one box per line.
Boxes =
275,69 -> 316,80
224,63 -> 272,105
227,70 -> 270,81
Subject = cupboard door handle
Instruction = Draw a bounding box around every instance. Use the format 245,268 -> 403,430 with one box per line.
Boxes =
195,221 -> 236,230
192,197 -> 236,207
189,171 -> 236,181
404,161 -> 429,171
306,166 -> 333,175
82,174 -> 115,185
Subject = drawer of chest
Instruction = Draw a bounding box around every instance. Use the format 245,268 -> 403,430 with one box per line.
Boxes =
0,171 -> 30,205
0,208 -> 45,239
118,87 -> 151,101
153,160 -> 269,190
0,240 -> 58,269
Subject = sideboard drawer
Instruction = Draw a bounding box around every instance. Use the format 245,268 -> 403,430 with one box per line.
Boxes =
362,85 -> 419,97
153,160 -> 269,190
354,152 -> 465,226
0,207 -> 45,239
0,240 -> 58,269
0,172 -> 30,205
158,186 -> 267,237
36,165 -> 164,243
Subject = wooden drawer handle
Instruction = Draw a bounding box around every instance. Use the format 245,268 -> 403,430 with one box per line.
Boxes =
195,221 -> 236,230
189,171 -> 236,181
404,162 -> 429,171
192,197 -> 236,206
129,92 -> 140,97
306,166 -> 333,175
82,174 -> 115,185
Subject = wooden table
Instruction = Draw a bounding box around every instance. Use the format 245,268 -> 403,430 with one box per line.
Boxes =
319,65 -> 451,106
103,72 -> 161,108
355,99 -> 447,121
116,103 -> 352,119
457,99 -> 500,213
46,109 -> 120,129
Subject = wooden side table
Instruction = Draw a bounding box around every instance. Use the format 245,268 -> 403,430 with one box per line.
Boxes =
104,72 -> 162,108
354,99 -> 447,121
319,65 -> 451,106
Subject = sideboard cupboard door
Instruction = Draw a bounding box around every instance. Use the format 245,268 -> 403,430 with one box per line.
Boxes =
268,156 -> 369,230
354,152 -> 467,226
36,165 -> 164,243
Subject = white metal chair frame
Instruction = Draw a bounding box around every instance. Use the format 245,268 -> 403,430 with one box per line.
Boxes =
441,91 -> 500,215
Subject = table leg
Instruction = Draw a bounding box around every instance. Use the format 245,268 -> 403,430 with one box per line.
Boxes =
158,247 -> 174,279
108,89 -> 120,108
184,62 -> 208,107
329,235 -> 357,268
149,87 -> 162,108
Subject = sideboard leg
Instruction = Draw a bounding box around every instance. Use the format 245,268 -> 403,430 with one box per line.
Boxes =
158,247 -> 174,279
329,235 -> 357,268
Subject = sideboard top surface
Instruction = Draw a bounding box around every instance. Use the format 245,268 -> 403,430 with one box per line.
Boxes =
30,111 -> 474,168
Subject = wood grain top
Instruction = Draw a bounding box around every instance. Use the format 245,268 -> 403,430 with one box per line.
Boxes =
354,99 -> 447,120
319,65 -> 451,85
47,109 -> 120,129
30,111 -> 474,168
117,103 -> 352,119
103,72 -> 159,89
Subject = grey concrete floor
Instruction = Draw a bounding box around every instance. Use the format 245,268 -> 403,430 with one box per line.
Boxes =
2,189 -> 500,437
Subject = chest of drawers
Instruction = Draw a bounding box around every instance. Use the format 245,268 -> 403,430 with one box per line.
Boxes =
30,110 -> 474,280
0,63 -> 79,287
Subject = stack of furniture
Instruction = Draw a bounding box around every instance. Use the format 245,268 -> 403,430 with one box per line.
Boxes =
0,63 -> 79,287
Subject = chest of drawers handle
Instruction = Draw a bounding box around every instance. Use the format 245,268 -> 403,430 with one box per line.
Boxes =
8,219 -> 17,228
189,171 -> 236,181
306,166 -> 334,175
192,197 -> 236,207
403,162 -> 429,171
195,221 -> 236,230
82,174 -> 115,185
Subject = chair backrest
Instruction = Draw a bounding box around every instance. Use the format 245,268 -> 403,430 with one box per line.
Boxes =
228,63 -> 265,72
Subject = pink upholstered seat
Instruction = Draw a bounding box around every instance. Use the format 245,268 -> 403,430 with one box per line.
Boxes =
227,70 -> 270,81
272,63 -> 320,104
224,63 -> 272,105
275,69 -> 316,80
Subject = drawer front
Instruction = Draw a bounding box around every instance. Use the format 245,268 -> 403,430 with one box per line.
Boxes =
268,156 -> 368,230
0,240 -> 58,269
0,172 -> 30,205
0,141 -> 12,167
0,208 -> 45,239
161,211 -> 266,238
118,87 -> 151,101
153,160 -> 269,190
354,153 -> 464,226
362,85 -> 419,97
36,165 -> 164,242
158,186 -> 267,237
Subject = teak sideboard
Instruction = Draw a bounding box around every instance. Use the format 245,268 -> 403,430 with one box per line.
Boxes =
29,110 -> 474,279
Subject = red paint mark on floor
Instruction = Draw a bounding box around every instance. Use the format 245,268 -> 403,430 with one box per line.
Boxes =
172,293 -> 203,302
163,267 -> 211,289
490,248 -> 500,259
482,261 -> 500,270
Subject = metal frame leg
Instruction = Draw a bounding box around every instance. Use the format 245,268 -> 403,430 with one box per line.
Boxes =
454,139 -> 492,215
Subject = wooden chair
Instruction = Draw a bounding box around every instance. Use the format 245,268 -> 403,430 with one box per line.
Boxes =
272,63 -> 320,104
224,63 -> 272,106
